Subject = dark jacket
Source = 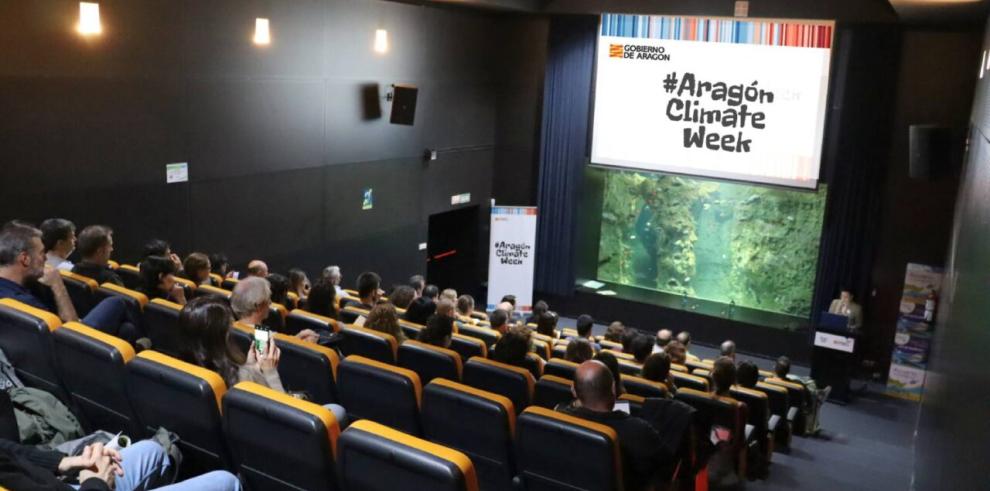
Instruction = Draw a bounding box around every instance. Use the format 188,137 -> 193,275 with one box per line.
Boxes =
72,262 -> 123,287
0,439 -> 109,491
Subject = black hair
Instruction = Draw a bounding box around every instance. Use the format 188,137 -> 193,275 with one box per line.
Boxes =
737,361 -> 759,388
139,255 -> 178,299
305,277 -> 338,319
774,356 -> 791,379
404,297 -> 436,325
267,273 -> 289,306
422,284 -> 439,300
630,334 -> 654,364
418,314 -> 454,346
536,311 -> 559,337
143,239 -> 170,258
39,219 -> 75,252
576,314 -> 594,337
641,352 -> 671,383
490,309 -> 509,328
357,271 -> 381,300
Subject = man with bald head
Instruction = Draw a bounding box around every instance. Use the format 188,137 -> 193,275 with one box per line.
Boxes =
559,361 -> 665,490
246,260 -> 269,278
653,328 -> 673,353
720,340 -> 736,361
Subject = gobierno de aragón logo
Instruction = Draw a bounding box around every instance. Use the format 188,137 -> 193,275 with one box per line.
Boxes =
609,43 -> 671,61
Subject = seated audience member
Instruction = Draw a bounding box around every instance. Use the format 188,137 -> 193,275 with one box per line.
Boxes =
774,356 -> 798,382
526,300 -> 549,325
440,288 -> 458,304
720,340 -> 737,361
558,361 -> 665,491
490,325 -> 532,368
641,352 -> 676,393
677,331 -> 701,361
664,340 -> 687,365
0,224 -> 138,341
712,357 -> 736,396
287,268 -> 310,300
418,314 -> 454,348
489,308 -> 510,335
604,321 -> 625,344
594,351 -> 625,396
39,218 -> 75,271
565,338 -> 594,364
408,274 -> 425,298
500,295 -> 517,309
621,328 -> 638,353
245,260 -> 269,278
71,225 -> 123,286
404,297 -> 436,326
266,273 -> 290,307
143,238 -> 182,272
209,253 -> 231,282
355,272 -> 382,309
365,301 -> 406,344
389,285 -> 416,310
435,298 -> 456,320
231,277 -> 318,343
177,296 -> 345,425
654,329 -> 673,354
181,252 -> 211,286
574,314 -> 601,351
138,256 -> 186,305
774,355 -> 830,434
736,361 -> 759,389
422,284 -> 440,302
0,436 -> 240,491
322,265 -> 344,296
303,277 -> 338,320
630,334 -> 654,365
536,311 -> 560,339
455,294 -> 480,322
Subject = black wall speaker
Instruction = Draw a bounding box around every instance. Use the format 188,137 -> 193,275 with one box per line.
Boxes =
390,84 -> 418,126
909,124 -> 946,180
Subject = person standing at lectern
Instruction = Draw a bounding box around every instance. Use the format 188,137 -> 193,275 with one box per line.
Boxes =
828,288 -> 862,330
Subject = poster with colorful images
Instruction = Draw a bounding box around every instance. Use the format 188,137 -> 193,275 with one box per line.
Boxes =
886,263 -> 944,401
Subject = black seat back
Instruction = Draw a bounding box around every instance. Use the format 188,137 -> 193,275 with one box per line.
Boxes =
532,375 -> 573,409
422,379 -> 515,491
0,299 -> 67,401
223,382 -> 340,491
543,358 -> 578,380
462,357 -> 534,415
285,309 -> 338,336
95,283 -> 147,332
338,305 -> 367,325
450,334 -> 487,361
672,371 -> 711,392
53,322 -> 140,435
142,299 -> 183,358
116,264 -> 142,291
456,323 -> 501,347
399,340 -> 463,384
337,419 -> 479,491
623,375 -> 669,398
339,325 -> 397,364
337,355 -> 422,436
515,406 -> 623,491
60,271 -> 99,317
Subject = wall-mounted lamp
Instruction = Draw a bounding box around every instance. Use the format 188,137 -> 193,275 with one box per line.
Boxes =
77,2 -> 101,36
981,50 -> 987,79
254,18 -> 271,46
374,29 -> 389,54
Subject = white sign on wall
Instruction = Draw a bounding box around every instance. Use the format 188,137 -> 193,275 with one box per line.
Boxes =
487,206 -> 538,313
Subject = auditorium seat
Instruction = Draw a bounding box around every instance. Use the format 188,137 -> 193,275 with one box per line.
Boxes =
59,270 -> 99,317
223,381 -> 340,491
171,276 -> 197,293
399,340 -> 463,384
515,406 -> 623,491
462,357 -> 534,415
209,273 -> 223,287
755,382 -> 792,448
450,333 -> 487,361
731,385 -> 775,471
675,388 -> 749,480
285,309 -> 338,336
523,352 -> 545,379
0,299 -> 68,402
192,284 -> 232,300
560,328 -> 579,338
126,351 -> 229,471
530,338 -> 551,360
551,344 -> 567,359
759,369 -> 776,380
337,419 -> 479,491
421,378 -> 516,491
285,291 -> 300,310
604,349 -> 635,361
457,324 -> 501,347
671,363 -> 690,373
622,375 -> 669,398
230,324 -> 341,405
96,283 -> 148,326
221,278 -> 239,291
532,375 -> 573,409
337,355 -> 422,436
53,322 -> 140,435
399,319 -> 424,340
468,311 -> 488,322
142,298 -> 183,358
107,260 -> 120,270
600,340 -> 623,351
618,393 -> 645,417
672,371 -> 711,392
686,359 -> 712,373
338,305 -> 370,325
617,359 -> 644,376
117,264 -> 142,290
265,305 -> 287,333
339,324 -> 398,364
764,378 -> 809,436
543,358 -> 578,380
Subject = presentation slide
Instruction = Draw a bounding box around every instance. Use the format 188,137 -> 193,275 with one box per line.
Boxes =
591,15 -> 833,189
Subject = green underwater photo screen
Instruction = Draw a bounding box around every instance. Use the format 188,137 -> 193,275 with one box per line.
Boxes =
597,169 -> 827,318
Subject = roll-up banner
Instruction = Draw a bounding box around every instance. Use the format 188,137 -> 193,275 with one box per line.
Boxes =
487,206 -> 538,313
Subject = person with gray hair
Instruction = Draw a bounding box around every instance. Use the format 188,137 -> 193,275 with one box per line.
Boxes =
322,265 -> 343,296
231,277 -> 320,343
720,340 -> 737,361
0,223 -> 140,342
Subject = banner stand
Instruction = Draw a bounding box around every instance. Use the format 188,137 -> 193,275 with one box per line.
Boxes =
487,206 -> 538,314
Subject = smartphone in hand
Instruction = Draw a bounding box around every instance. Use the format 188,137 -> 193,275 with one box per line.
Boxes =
253,327 -> 271,354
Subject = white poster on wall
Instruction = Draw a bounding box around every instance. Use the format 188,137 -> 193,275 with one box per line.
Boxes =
487,206 -> 538,313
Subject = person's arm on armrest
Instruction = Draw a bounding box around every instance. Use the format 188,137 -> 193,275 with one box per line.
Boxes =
38,266 -> 78,322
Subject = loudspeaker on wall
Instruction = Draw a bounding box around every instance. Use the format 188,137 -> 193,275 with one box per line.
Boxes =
390,84 -> 418,126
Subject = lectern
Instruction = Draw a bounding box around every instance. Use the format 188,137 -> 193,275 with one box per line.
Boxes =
810,312 -> 860,404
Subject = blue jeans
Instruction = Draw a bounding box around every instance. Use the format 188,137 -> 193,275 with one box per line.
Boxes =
82,297 -> 141,343
72,440 -> 241,491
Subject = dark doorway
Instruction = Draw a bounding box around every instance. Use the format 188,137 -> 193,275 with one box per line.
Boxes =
427,206 -> 481,298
